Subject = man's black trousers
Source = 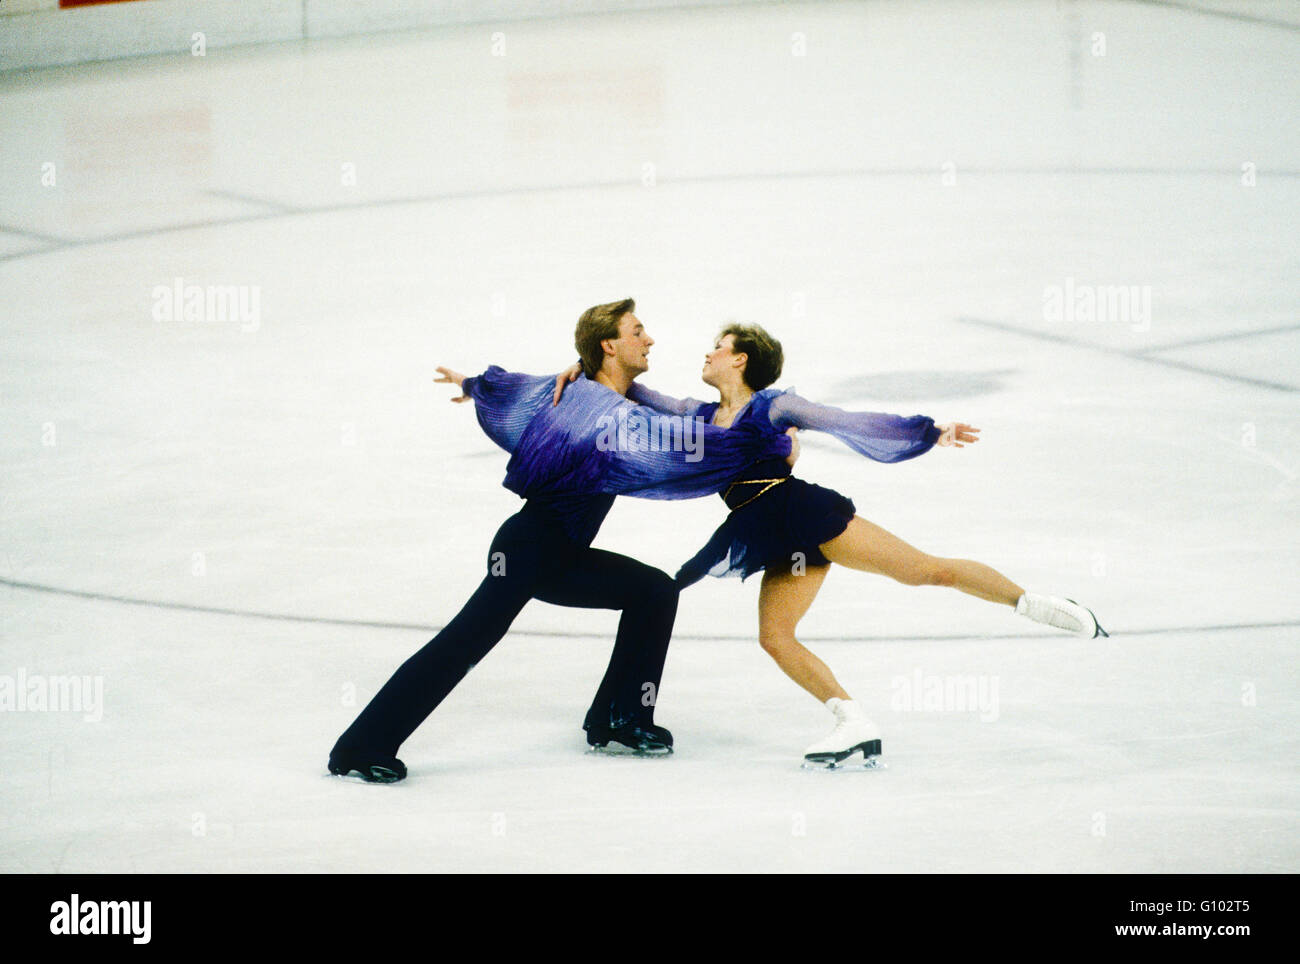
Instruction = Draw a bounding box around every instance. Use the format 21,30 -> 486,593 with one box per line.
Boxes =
332,501 -> 680,758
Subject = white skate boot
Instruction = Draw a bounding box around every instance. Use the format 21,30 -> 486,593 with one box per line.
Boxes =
1015,593 -> 1109,638
802,698 -> 883,770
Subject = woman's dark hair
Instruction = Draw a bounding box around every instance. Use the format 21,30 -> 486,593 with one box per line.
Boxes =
719,322 -> 783,390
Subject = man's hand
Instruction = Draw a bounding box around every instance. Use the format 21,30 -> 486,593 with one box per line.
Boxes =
552,362 -> 583,406
936,422 -> 979,447
784,426 -> 800,467
434,366 -> 471,404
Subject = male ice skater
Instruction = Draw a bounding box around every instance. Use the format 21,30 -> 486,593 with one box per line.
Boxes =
328,299 -> 795,782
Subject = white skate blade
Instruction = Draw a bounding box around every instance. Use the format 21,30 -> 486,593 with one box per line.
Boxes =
801,756 -> 887,772
801,739 -> 884,771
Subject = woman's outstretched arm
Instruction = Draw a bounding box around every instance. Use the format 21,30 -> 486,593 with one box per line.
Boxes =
547,360 -> 708,417
766,390 -> 945,463
625,381 -> 708,417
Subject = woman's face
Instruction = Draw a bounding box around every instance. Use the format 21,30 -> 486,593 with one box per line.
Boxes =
702,333 -> 741,387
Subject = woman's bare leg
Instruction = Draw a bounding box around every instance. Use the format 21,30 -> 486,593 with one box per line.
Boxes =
819,517 -> 1024,606
756,564 -> 851,703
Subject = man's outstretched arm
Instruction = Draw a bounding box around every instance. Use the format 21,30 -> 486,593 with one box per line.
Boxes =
435,364 -> 560,453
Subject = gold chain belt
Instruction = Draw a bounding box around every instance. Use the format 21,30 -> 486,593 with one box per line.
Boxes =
723,477 -> 789,512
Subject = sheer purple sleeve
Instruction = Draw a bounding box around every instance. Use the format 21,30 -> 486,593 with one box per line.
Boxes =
767,390 -> 940,463
461,365 -> 560,453
598,408 -> 792,499
626,382 -> 708,418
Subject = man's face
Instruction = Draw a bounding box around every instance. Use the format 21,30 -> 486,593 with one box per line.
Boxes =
605,312 -> 654,375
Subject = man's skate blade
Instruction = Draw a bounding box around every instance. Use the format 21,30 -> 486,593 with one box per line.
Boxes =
801,739 -> 884,772
586,743 -> 673,757
328,764 -> 405,784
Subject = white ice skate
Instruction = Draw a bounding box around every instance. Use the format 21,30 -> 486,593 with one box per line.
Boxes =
801,698 -> 884,770
1016,592 -> 1109,638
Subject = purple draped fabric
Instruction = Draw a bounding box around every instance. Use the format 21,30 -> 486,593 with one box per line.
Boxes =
633,384 -> 940,464
459,366 -> 793,543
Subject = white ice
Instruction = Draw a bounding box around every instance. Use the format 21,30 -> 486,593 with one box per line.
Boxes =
1,0 -> 1297,872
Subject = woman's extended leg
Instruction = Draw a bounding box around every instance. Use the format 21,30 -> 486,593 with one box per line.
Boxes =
819,516 -> 1024,606
756,564 -> 851,703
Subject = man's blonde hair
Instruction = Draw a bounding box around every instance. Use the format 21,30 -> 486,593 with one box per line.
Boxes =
574,298 -> 635,378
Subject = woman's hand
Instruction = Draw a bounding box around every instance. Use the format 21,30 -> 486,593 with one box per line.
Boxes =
784,426 -> 800,466
434,366 -> 471,403
552,361 -> 583,406
936,422 -> 979,447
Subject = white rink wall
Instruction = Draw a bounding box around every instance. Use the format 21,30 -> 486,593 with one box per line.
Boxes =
6,0 -> 1300,73
5,0 -> 770,73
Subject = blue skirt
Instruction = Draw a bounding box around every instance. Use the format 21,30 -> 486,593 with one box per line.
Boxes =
675,477 -> 857,588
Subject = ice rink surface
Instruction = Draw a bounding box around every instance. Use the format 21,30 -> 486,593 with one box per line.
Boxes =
1,0 -> 1297,872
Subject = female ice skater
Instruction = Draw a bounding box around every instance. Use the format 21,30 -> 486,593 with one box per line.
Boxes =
555,323 -> 1107,768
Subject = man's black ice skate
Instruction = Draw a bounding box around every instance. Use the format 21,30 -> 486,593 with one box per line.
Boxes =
585,720 -> 674,755
328,748 -> 407,783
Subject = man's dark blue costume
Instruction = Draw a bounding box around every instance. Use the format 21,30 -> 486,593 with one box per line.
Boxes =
329,367 -> 792,781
